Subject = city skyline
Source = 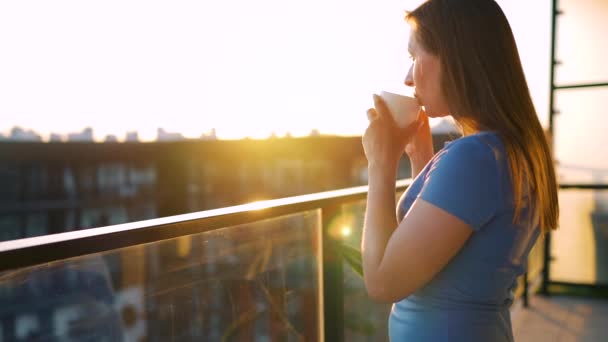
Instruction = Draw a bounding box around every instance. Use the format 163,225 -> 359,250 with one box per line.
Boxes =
0,125 -> 205,142
0,117 -> 459,143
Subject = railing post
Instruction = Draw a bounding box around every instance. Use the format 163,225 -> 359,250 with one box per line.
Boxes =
542,233 -> 552,295
543,0 -> 559,297
322,204 -> 344,342
523,271 -> 529,307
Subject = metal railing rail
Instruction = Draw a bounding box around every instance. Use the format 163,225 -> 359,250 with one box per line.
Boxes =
558,184 -> 608,190
0,179 -> 410,273
554,82 -> 608,90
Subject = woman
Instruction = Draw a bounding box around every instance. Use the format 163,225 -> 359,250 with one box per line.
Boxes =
361,0 -> 559,341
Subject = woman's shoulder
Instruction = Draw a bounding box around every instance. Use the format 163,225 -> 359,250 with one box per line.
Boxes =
439,131 -> 503,164
445,130 -> 501,148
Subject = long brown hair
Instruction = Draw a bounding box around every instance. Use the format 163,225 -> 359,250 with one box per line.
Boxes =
406,0 -> 558,233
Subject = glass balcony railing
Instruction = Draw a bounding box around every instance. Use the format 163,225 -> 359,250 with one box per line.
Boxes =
0,179 -> 555,341
542,185 -> 608,296
0,212 -> 323,341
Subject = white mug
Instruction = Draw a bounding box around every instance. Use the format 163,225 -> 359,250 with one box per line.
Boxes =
379,91 -> 420,128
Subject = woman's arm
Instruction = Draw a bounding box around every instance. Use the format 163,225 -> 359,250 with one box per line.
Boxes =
362,194 -> 472,303
362,165 -> 400,299
405,109 -> 434,178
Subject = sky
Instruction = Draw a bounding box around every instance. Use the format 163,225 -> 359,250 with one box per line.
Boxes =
1,0 -> 554,142
0,0 -> 606,166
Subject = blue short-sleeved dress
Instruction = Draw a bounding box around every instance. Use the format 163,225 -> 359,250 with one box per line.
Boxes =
389,131 -> 540,341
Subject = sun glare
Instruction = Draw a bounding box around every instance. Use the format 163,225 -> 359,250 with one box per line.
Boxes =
341,226 -> 352,237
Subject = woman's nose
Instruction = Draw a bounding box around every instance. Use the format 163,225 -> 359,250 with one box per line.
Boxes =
404,64 -> 414,87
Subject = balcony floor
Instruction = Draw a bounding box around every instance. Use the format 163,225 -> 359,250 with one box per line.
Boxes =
512,294 -> 608,341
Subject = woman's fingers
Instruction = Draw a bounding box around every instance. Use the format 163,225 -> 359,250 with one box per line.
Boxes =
372,94 -> 391,120
418,106 -> 427,117
367,108 -> 378,121
417,107 -> 429,125
401,118 -> 424,138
